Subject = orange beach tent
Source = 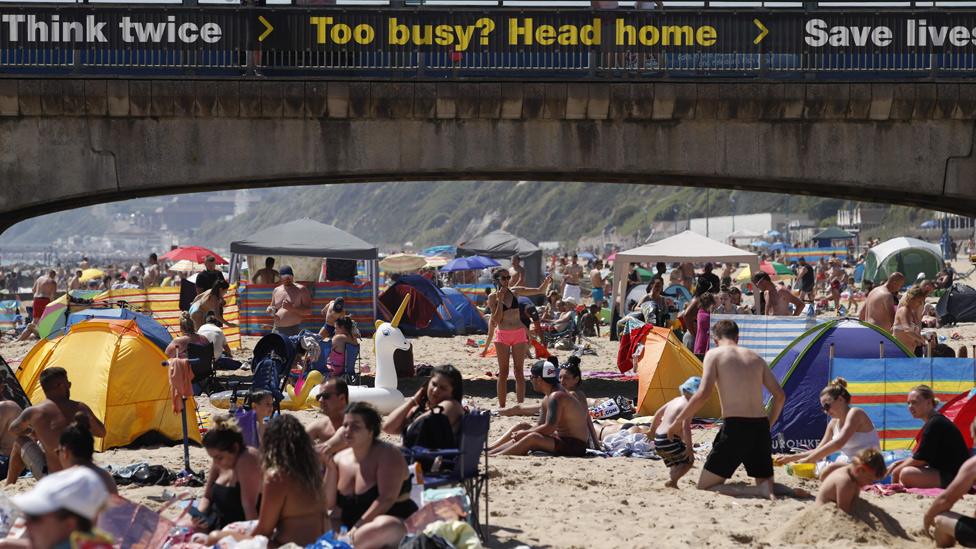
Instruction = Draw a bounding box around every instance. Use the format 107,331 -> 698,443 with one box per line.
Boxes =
636,326 -> 722,418
16,319 -> 201,450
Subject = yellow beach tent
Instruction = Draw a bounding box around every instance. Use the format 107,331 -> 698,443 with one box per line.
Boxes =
636,326 -> 722,418
17,319 -> 201,450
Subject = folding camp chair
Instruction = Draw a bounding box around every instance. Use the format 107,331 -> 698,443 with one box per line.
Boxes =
187,342 -> 219,396
402,410 -> 490,539
543,315 -> 579,348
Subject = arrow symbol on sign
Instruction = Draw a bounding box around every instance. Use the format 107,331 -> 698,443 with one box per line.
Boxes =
258,16 -> 274,42
753,19 -> 768,44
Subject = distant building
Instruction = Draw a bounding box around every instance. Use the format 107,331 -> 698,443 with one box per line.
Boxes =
686,213 -> 813,244
836,206 -> 885,233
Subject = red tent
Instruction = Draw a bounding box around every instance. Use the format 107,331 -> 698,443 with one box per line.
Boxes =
160,246 -> 227,265
940,389 -> 976,449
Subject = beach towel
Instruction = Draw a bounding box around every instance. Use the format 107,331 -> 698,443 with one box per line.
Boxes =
863,484 -> 946,497
168,358 -> 193,413
616,323 -> 653,373
602,431 -> 657,459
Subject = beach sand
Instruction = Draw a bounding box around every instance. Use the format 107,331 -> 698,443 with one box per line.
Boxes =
5,269 -> 976,547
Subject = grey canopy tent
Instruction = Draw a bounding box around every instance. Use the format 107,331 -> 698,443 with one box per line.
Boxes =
457,230 -> 543,286
228,218 -> 380,321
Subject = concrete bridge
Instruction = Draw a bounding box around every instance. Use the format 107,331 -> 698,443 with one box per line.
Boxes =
2,78 -> 976,232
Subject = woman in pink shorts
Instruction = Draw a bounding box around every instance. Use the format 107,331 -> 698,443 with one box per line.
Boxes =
482,268 -> 552,408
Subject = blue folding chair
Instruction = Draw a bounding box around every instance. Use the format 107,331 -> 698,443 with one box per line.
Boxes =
402,410 -> 490,539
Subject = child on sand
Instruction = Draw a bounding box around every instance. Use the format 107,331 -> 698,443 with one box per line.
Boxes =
650,376 -> 700,488
816,448 -> 886,514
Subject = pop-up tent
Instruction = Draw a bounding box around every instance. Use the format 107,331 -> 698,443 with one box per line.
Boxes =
380,275 -> 456,337
768,319 -> 911,452
937,284 -> 976,325
229,218 -> 380,323
441,288 -> 488,335
612,231 -> 760,317
17,319 -> 201,450
636,326 -> 722,418
941,388 -> 976,450
812,226 -> 855,248
457,230 -> 543,287
863,237 -> 943,285
62,308 -> 172,352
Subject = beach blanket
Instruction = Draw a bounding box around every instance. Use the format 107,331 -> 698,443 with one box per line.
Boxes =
711,314 -> 824,364
602,431 -> 657,459
863,484 -> 945,497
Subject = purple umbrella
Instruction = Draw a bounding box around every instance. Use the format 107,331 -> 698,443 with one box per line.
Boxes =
440,255 -> 501,272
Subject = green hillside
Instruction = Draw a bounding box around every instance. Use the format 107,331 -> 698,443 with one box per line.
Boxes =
1,181 -> 928,249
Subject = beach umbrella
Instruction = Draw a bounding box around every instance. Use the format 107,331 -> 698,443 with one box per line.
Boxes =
78,268 -> 105,282
735,262 -> 794,283
379,253 -> 427,273
578,251 -> 597,261
168,259 -> 203,274
440,255 -> 501,272
420,245 -> 456,257
920,220 -> 939,229
160,246 -> 227,265
424,256 -> 450,268
751,240 -> 770,248
769,242 -> 788,253
767,230 -> 783,238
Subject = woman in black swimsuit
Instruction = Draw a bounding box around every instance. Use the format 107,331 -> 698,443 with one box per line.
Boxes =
326,402 -> 415,547
195,415 -> 263,532
383,364 -> 464,450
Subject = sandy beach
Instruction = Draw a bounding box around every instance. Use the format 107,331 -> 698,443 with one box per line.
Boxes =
3,265 -> 976,548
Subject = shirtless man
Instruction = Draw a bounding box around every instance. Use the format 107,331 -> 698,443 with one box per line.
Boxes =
252,257 -> 280,285
318,297 -> 348,339
562,255 -> 584,303
266,266 -> 311,337
668,320 -> 786,499
861,272 -> 904,332
490,360 -> 590,457
589,260 -> 605,305
6,368 -> 106,484
753,272 -> 804,316
307,378 -> 349,461
0,375 -> 23,480
67,270 -> 82,291
509,255 -> 525,288
926,445 -> 976,547
31,270 -> 58,320
143,253 -> 161,288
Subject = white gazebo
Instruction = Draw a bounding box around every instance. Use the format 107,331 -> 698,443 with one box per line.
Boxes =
612,231 -> 760,316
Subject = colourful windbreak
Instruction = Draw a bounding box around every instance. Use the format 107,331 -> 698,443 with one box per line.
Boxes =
834,358 -> 976,450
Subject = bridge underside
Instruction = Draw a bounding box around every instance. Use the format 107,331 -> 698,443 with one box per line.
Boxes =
2,79 -> 976,232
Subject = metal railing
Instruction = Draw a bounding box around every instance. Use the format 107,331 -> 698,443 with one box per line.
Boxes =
0,6 -> 975,78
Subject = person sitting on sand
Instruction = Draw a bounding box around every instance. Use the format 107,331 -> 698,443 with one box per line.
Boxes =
924,420 -> 976,547
775,377 -> 880,480
490,360 -> 591,457
210,415 -> 328,546
384,365 -> 464,450
559,358 -> 600,448
667,320 -> 786,499
326,402 -> 413,548
888,385 -> 970,489
325,316 -> 358,379
816,448 -> 886,514
189,280 -> 237,332
307,378 -> 350,460
58,412 -> 117,495
193,414 -> 262,533
578,303 -> 601,337
650,376 -> 700,488
7,368 -> 106,485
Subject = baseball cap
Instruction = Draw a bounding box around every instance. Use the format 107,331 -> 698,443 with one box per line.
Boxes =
12,467 -> 109,521
530,360 -> 559,383
279,265 -> 294,278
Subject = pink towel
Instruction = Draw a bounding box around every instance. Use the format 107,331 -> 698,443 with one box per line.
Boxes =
168,358 -> 193,413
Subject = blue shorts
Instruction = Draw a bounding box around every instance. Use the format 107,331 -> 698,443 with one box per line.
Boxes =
592,288 -> 605,304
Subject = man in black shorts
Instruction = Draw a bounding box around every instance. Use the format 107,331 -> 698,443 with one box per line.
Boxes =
926,450 -> 976,547
668,320 -> 785,499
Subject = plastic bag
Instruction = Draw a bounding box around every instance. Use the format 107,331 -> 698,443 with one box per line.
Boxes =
305,529 -> 353,549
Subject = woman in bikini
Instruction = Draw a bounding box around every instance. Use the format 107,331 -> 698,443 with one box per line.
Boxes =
482,269 -> 552,408
325,316 -> 358,379
189,280 -> 238,331
326,402 -> 414,548
384,365 -> 464,447
892,287 -> 928,355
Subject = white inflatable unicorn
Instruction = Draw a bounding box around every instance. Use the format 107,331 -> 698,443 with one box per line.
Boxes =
309,294 -> 411,414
